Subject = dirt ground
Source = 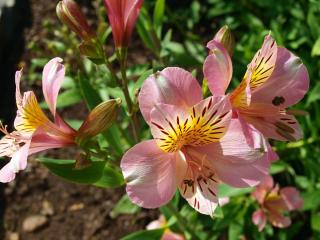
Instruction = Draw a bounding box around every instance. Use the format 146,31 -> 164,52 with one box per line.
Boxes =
2,1 -> 158,239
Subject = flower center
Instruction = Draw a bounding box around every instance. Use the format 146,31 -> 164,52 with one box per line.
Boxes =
152,98 -> 230,153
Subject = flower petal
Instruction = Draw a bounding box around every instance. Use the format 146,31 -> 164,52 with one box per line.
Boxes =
15,70 -> 23,106
42,57 -> 65,118
267,210 -> 291,228
231,35 -> 277,107
0,162 -> 16,183
280,187 -> 303,211
0,141 -> 31,183
121,140 -> 177,208
244,113 -> 303,141
139,67 -> 203,123
14,91 -> 50,135
252,209 -> 267,232
149,97 -> 231,153
28,128 -> 75,155
162,231 -> 185,240
177,153 -> 219,216
252,47 -> 309,108
198,119 -> 269,188
204,40 -> 233,96
252,175 -> 274,204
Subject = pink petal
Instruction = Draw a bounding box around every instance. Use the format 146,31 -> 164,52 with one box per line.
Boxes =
176,150 -> 219,216
267,143 -> 279,162
15,70 -> 23,106
139,67 -> 203,123
28,128 -> 75,155
120,140 -> 177,208
252,175 -> 274,204
162,232 -> 185,240
10,141 -> 31,171
123,0 -> 143,43
198,119 -> 269,188
280,187 -> 303,211
146,215 -> 166,230
267,210 -> 291,228
246,34 -> 278,91
245,113 -> 303,141
252,47 -> 309,108
149,97 -> 232,153
204,40 -> 233,96
0,135 -> 16,157
42,57 -> 65,118
252,209 -> 267,232
104,0 -> 143,47
0,141 -> 31,183
0,163 -> 16,183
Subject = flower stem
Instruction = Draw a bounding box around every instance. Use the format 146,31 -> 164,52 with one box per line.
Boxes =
103,49 -> 139,143
116,48 -> 139,142
165,202 -> 201,240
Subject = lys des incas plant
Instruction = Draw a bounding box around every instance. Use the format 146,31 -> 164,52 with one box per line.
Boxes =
0,58 -> 120,183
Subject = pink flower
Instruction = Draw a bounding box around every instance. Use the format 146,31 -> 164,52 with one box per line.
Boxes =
204,34 -> 309,142
0,58 -> 78,183
147,215 -> 185,240
121,67 -> 269,216
104,0 -> 144,48
251,176 -> 303,231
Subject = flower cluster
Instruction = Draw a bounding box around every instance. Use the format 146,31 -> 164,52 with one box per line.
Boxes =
0,58 -> 120,182
252,176 -> 303,231
121,26 -> 309,221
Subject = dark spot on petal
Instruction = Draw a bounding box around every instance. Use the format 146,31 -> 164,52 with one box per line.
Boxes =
272,96 -> 285,106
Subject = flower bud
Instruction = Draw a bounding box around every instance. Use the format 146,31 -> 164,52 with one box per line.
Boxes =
104,0 -> 144,48
214,25 -> 235,56
56,0 -> 95,41
76,98 -> 121,143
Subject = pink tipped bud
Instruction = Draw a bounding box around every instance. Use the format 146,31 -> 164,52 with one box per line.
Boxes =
214,25 -> 235,56
104,0 -> 144,48
56,0 -> 95,41
76,99 -> 121,143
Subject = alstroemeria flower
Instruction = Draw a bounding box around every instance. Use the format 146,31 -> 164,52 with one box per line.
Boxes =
147,215 -> 185,240
252,176 -> 303,231
121,67 -> 269,216
104,0 -> 144,48
0,58 -> 77,183
204,34 -> 309,142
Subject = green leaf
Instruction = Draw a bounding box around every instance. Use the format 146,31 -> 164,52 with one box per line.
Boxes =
110,194 -> 140,218
307,81 -> 320,106
228,222 -> 243,240
154,0 -> 165,31
212,205 -> 224,218
137,8 -> 155,51
94,165 -> 124,188
302,190 -> 320,210
219,184 -> 252,198
311,38 -> 320,57
78,73 -> 102,110
121,229 -> 164,240
311,213 -> 320,232
57,89 -> 82,108
40,88 -> 82,109
37,157 -> 105,184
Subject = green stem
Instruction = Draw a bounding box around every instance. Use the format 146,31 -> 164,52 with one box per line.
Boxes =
165,202 -> 201,240
103,48 -> 139,143
116,48 -> 139,142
